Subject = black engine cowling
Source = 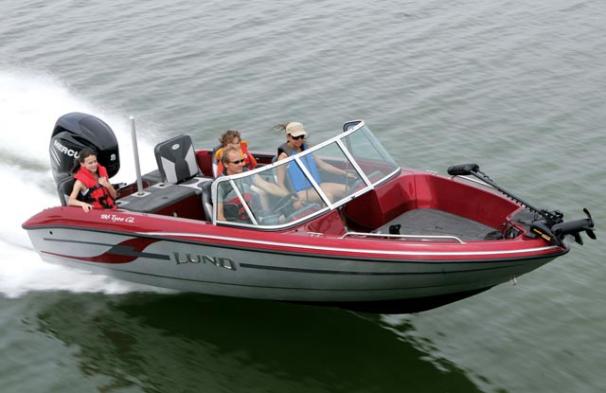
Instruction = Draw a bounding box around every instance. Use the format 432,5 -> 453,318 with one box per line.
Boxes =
49,112 -> 120,204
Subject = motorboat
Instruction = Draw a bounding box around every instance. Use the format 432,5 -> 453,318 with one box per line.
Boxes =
22,113 -> 596,313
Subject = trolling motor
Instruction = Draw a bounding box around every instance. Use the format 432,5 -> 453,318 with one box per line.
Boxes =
447,163 -> 596,246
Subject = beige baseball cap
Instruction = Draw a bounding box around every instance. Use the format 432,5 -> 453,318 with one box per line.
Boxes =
285,122 -> 307,137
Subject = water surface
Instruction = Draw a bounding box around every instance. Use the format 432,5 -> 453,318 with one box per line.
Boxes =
1,1 -> 605,392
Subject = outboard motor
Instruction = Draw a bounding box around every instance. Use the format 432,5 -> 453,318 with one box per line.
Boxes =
49,112 -> 120,205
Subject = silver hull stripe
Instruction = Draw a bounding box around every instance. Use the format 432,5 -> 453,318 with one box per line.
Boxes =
137,231 -> 561,257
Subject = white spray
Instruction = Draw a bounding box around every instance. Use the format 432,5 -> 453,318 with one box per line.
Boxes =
0,69 -> 166,297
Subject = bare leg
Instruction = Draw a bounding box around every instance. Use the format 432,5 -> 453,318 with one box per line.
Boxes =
254,188 -> 270,210
319,182 -> 347,202
294,182 -> 347,208
294,188 -> 326,209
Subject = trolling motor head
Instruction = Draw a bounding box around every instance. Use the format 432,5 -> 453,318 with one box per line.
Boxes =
447,163 -> 480,176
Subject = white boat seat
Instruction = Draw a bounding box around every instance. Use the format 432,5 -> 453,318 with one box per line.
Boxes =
154,134 -> 200,184
57,177 -> 75,206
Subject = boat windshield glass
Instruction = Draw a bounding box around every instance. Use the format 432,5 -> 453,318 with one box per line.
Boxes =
212,122 -> 399,229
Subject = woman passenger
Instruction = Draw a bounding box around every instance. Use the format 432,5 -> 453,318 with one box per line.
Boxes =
275,121 -> 351,207
214,130 -> 257,176
68,147 -> 117,212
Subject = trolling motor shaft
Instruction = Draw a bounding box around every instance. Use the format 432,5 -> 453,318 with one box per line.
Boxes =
447,163 -> 596,246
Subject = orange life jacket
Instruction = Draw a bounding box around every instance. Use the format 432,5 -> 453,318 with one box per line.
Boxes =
74,164 -> 116,209
215,141 -> 257,176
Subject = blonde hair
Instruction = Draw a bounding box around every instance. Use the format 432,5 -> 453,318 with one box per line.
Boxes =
219,130 -> 241,146
221,147 -> 240,164
273,123 -> 289,133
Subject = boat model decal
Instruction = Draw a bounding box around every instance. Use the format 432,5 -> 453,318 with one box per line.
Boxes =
138,231 -> 562,258
41,237 -> 166,263
100,213 -> 136,224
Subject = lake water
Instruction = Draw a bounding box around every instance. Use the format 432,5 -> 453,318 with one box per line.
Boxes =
1,1 -> 605,392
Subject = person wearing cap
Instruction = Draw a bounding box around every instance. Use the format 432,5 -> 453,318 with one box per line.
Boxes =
276,121 -> 351,206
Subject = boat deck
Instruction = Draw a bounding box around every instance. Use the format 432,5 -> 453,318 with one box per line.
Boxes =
375,208 -> 495,241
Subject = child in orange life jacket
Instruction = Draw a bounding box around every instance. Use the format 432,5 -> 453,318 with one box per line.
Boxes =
214,130 -> 257,176
68,147 -> 117,212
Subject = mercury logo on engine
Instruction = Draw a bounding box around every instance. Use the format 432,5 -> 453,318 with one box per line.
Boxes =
173,252 -> 237,271
53,140 -> 79,158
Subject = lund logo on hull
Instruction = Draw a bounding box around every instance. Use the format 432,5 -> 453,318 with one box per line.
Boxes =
173,253 -> 237,271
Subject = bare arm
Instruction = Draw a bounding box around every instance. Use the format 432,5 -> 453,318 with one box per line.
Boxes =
276,152 -> 288,189
315,156 -> 347,176
253,175 -> 290,197
216,199 -> 225,221
68,180 -> 93,212
98,177 -> 118,199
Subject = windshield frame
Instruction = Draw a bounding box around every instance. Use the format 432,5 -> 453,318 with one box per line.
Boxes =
211,120 -> 400,229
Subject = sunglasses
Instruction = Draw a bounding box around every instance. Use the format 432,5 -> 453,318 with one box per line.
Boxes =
229,158 -> 245,165
291,134 -> 305,140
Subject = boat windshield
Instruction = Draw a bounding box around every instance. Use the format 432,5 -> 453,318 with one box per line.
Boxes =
211,121 -> 399,229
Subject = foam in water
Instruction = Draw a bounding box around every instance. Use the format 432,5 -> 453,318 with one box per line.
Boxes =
0,69 -> 164,298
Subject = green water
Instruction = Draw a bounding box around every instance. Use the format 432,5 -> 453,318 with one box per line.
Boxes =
1,0 -> 605,392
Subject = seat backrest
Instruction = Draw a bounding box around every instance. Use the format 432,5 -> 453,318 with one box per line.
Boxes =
194,150 -> 215,177
154,135 -> 200,184
57,177 -> 75,206
200,180 -> 213,221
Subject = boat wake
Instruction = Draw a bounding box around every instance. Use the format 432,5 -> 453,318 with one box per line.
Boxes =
0,69 -> 163,298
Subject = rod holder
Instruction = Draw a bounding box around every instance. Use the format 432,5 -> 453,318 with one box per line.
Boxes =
130,116 -> 144,195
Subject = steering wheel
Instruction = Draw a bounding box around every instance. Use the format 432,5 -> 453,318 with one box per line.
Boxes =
272,194 -> 297,216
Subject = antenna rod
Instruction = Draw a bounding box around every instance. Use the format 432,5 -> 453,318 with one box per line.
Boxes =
130,116 -> 144,195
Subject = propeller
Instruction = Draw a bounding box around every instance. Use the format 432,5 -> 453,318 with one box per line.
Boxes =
551,208 -> 596,245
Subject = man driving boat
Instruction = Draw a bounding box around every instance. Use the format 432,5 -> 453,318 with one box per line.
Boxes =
216,147 -> 291,222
